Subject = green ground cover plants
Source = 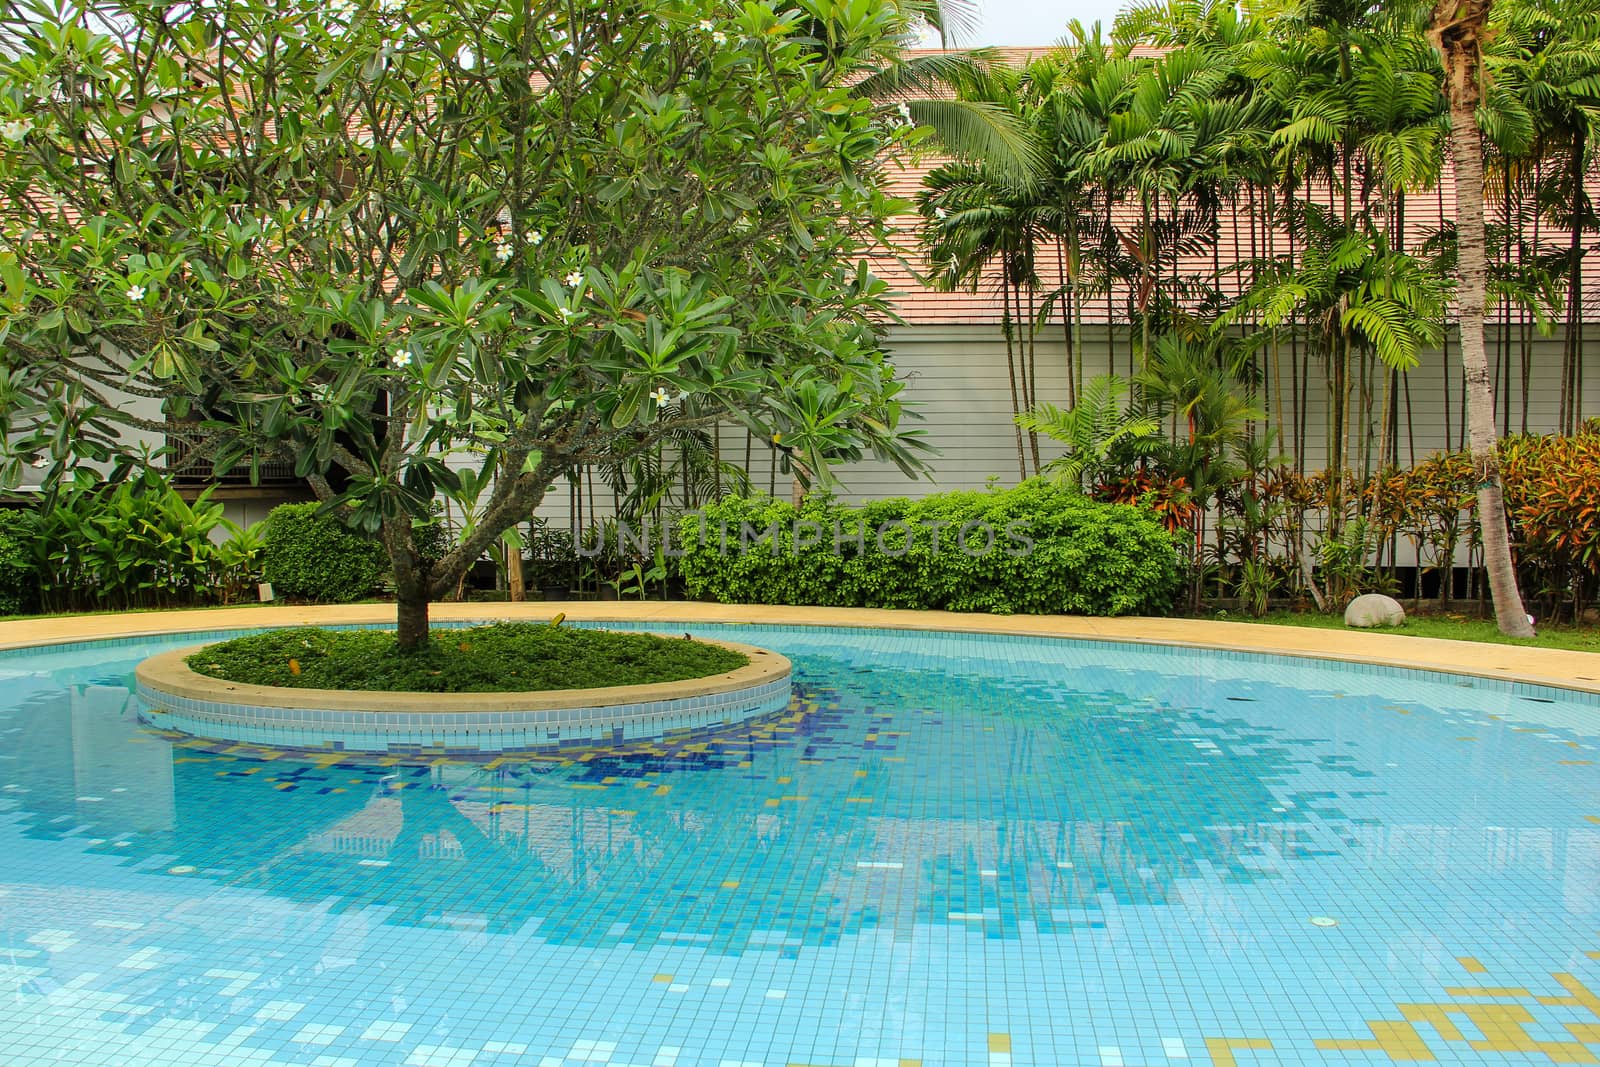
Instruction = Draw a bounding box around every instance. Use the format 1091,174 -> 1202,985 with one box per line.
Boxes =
186,624 -> 748,693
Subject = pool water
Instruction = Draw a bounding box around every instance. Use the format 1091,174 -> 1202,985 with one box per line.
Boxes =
0,624 -> 1597,1067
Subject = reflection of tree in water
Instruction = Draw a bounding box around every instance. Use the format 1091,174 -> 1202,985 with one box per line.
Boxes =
1,653 -> 1370,951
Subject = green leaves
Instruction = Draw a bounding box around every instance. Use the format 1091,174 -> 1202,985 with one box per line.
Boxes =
27,470 -> 265,612
678,484 -> 1184,616
1017,375 -> 1161,489
1229,210 -> 1447,371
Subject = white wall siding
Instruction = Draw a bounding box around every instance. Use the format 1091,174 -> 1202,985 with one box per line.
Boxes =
825,324 -> 1600,503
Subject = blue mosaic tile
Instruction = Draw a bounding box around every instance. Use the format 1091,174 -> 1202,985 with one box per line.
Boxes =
0,623 -> 1595,1066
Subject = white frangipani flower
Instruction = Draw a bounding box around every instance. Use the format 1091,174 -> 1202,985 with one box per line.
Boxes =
711,30 -> 726,44
125,284 -> 146,301
527,230 -> 544,246
896,102 -> 913,125
697,19 -> 714,31
494,242 -> 513,263
651,387 -> 670,407
390,348 -> 412,368
457,44 -> 477,69
564,269 -> 584,288
0,118 -> 32,142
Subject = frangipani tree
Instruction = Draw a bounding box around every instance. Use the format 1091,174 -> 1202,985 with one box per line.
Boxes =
0,0 -> 932,647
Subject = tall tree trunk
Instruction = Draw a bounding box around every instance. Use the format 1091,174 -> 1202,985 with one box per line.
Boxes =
1049,238 -> 1075,409
1140,193 -> 1153,370
1566,135 -> 1589,435
381,515 -> 433,650
1001,285 -> 1027,481
1430,0 -> 1536,637
1024,282 -> 1041,472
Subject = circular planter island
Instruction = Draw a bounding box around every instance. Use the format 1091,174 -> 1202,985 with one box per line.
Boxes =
135,634 -> 792,755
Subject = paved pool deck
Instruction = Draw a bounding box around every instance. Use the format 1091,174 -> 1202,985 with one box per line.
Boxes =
0,601 -> 1596,696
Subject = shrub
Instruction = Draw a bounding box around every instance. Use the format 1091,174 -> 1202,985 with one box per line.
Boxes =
1500,428 -> 1600,619
34,471 -> 256,611
676,482 -> 1184,617
0,509 -> 38,615
261,503 -> 388,603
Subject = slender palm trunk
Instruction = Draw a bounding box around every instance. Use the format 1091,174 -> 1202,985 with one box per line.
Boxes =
1431,0 -> 1535,637
1002,283 -> 1028,481
1140,193 -> 1153,369
1055,237 -> 1077,408
1024,282 -> 1042,472
1565,138 -> 1588,435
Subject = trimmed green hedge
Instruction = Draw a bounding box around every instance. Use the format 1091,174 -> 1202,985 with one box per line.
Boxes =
261,503 -> 389,604
675,482 -> 1183,616
0,510 -> 37,615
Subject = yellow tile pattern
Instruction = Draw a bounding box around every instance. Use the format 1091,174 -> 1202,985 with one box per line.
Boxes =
1317,956 -> 1600,1062
1204,1036 -> 1274,1065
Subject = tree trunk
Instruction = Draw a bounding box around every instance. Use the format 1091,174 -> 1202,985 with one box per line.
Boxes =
380,515 -> 434,651
506,541 -> 526,602
1567,135 -> 1588,435
1430,0 -> 1536,638
396,589 -> 431,651
1001,284 -> 1028,481
1024,282 -> 1041,473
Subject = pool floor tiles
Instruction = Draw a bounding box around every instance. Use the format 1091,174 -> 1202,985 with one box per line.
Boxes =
0,623 -> 1596,1065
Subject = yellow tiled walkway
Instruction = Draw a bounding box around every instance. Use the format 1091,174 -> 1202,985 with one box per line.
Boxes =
2,601 -> 1597,696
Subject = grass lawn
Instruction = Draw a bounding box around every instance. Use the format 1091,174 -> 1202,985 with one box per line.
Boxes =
187,623 -> 749,692
1246,609 -> 1600,654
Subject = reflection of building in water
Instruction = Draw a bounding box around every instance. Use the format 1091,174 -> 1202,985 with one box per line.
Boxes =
280,757 -> 1600,935
304,796 -> 402,857
7,685 -> 175,839
71,685 -> 173,834
300,778 -> 657,882
10,689 -> 1597,947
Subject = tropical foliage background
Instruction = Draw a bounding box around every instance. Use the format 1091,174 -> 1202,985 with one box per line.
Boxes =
906,0 -> 1600,624
0,0 -> 1596,630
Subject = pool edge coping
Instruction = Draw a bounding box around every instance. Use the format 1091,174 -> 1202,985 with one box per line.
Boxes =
1,603 -> 1597,697
135,635 -> 789,713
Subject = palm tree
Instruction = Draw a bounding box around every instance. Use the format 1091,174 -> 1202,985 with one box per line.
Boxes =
919,156 -> 1048,480
1486,0 -> 1600,435
852,2 -> 1048,186
1428,0 -> 1537,636
1225,206 -> 1448,494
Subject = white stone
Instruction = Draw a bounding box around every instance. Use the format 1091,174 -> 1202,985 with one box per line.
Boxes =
1344,593 -> 1406,628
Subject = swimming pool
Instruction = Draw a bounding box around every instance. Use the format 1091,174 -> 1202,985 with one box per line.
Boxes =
1,622 -> 1596,1066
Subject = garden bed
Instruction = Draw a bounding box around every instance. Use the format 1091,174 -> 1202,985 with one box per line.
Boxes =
186,622 -> 748,693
